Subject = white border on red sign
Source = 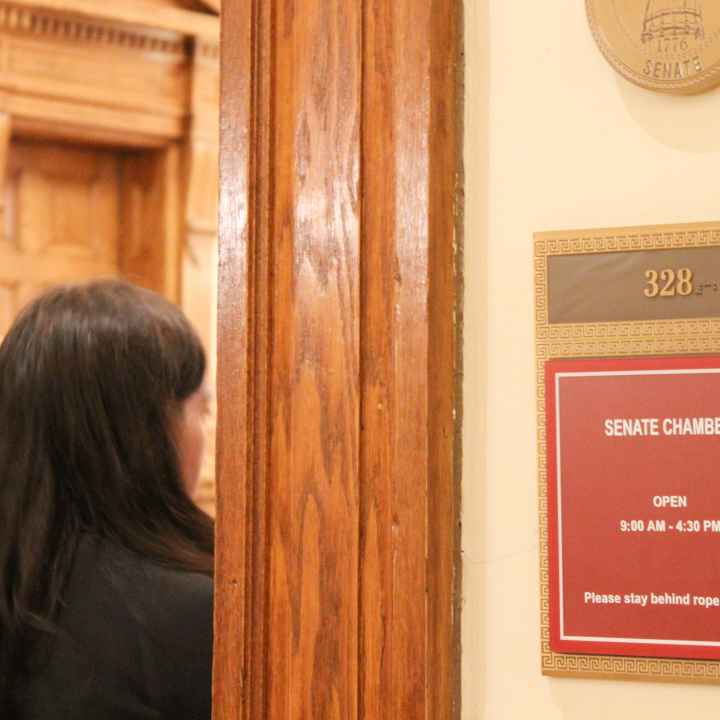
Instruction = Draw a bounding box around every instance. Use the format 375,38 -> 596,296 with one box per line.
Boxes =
556,368 -> 720,646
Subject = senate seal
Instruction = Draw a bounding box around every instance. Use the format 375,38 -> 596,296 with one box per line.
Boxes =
586,0 -> 720,94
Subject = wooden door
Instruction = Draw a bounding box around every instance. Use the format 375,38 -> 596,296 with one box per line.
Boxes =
0,139 -> 120,335
0,138 -> 186,329
214,1 -> 461,718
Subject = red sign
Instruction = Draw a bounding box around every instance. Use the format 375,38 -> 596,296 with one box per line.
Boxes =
547,356 -> 720,660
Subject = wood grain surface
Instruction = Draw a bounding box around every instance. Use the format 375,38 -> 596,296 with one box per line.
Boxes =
268,0 -> 361,718
9,0 -> 219,37
0,2 -> 207,147
213,0 -> 252,715
215,1 -> 460,717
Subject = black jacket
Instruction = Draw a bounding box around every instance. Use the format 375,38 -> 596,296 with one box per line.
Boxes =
13,535 -> 213,719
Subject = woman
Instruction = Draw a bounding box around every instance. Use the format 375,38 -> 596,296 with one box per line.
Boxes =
0,280 -> 214,719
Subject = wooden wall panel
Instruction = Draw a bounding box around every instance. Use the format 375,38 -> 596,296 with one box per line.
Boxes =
0,3 -> 193,147
215,0 -> 460,717
213,0 -> 253,715
120,147 -> 182,302
0,140 -> 121,327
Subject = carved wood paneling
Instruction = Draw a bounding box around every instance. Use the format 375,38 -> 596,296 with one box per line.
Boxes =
3,140 -> 120,265
215,0 -> 460,717
0,3 -> 192,146
186,38 -> 219,235
8,0 -> 219,38
8,142 -> 118,259
0,3 -> 220,516
0,139 -> 121,331
120,146 -> 182,302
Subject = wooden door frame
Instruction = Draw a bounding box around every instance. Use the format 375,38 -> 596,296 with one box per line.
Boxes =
0,2 -> 221,306
214,1 -> 462,717
0,130 -> 182,302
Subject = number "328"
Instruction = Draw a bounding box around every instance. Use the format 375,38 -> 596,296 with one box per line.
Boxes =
644,268 -> 693,298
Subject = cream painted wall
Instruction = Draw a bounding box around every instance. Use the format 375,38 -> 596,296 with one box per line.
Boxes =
462,1 -> 720,718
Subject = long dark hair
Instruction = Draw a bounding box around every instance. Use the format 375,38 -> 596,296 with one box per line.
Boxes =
0,280 -> 214,702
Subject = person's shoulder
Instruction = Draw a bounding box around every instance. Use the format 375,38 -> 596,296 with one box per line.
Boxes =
135,554 -> 214,640
75,535 -> 213,716
131,548 -> 213,608
79,535 -> 213,635
75,534 -> 211,596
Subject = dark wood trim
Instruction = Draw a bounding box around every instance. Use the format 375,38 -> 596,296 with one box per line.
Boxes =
213,0 -> 254,716
215,0 -> 461,716
427,1 -> 462,715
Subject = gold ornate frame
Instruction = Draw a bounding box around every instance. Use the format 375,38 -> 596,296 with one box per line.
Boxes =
535,220 -> 720,683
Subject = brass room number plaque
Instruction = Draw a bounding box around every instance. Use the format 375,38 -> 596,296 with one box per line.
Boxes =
586,0 -> 720,94
535,220 -> 720,684
546,244 -> 720,324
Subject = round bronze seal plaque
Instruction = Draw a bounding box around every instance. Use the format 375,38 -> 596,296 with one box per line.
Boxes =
587,0 -> 720,94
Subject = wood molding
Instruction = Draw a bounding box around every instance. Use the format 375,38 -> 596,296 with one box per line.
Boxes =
0,4 -> 187,52
185,37 -> 219,231
360,2 -> 461,717
0,4 -> 221,148
0,140 -> 123,336
214,0 -> 266,715
6,0 -> 219,38
195,0 -> 219,13
215,0 -> 461,718
8,108 -> 182,149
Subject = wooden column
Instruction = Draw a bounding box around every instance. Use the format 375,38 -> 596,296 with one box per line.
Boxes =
214,0 -> 461,717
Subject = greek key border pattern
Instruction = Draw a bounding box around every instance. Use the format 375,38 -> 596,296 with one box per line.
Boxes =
536,224 -> 720,682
